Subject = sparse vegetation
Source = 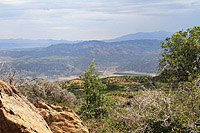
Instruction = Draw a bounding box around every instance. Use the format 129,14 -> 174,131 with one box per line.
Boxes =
0,64 -> 78,108
78,76 -> 200,132
19,79 -> 78,107
57,75 -> 199,132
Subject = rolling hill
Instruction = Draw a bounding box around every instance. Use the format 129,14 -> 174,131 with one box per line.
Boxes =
0,40 -> 161,79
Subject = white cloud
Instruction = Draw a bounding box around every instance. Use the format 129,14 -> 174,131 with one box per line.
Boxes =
0,0 -> 32,4
51,26 -> 76,30
0,0 -> 199,40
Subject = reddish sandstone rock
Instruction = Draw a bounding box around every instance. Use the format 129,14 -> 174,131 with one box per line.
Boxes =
0,80 -> 52,133
35,101 -> 89,133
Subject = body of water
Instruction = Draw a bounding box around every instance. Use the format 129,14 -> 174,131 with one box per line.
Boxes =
113,72 -> 150,76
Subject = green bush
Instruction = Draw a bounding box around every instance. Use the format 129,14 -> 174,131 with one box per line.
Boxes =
159,26 -> 200,81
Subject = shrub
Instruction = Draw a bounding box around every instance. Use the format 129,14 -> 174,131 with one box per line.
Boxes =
159,26 -> 200,81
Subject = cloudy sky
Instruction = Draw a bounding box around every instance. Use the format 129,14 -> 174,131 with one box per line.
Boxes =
0,0 -> 199,40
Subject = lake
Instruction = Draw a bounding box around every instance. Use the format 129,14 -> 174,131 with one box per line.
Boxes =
113,72 -> 150,76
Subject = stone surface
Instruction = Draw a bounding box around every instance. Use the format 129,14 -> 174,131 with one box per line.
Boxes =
35,101 -> 89,133
0,80 -> 52,133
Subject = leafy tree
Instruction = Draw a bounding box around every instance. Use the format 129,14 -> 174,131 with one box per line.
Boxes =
80,59 -> 107,119
159,26 -> 200,81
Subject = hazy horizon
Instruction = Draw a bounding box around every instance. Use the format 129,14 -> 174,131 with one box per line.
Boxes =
0,0 -> 199,40
0,30 -> 171,41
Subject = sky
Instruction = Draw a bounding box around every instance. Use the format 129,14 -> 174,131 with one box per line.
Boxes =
0,0 -> 199,40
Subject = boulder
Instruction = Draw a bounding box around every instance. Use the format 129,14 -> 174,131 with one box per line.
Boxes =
0,80 -> 52,133
35,101 -> 89,133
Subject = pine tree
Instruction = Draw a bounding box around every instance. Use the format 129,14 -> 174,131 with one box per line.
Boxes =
80,59 -> 107,119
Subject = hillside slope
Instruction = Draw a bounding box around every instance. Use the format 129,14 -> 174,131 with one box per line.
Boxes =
0,40 -> 161,79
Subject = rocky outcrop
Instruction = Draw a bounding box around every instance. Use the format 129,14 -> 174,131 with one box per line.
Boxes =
0,79 -> 88,133
35,101 -> 89,133
0,80 -> 52,133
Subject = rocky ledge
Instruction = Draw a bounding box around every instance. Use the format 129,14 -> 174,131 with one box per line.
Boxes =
35,101 -> 89,133
0,80 -> 88,133
0,80 -> 52,133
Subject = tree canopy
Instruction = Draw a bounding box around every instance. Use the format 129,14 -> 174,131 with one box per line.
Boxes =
159,26 -> 200,81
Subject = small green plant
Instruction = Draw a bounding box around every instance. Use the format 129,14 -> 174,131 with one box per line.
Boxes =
79,59 -> 107,119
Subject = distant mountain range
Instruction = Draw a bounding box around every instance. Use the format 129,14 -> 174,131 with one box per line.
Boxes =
0,31 -> 172,50
0,31 -> 171,79
0,40 -> 161,79
105,31 -> 172,42
0,39 -> 81,50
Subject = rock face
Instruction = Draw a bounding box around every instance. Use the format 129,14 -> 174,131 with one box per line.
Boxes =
35,101 -> 89,133
0,80 -> 52,133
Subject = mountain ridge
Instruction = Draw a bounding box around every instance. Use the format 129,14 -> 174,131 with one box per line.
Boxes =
105,31 -> 172,42
0,31 -> 171,50
0,40 -> 161,79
